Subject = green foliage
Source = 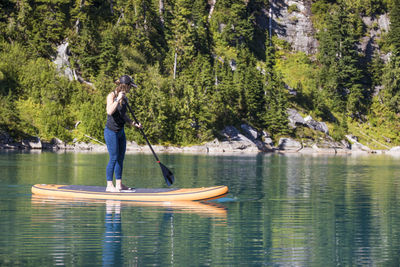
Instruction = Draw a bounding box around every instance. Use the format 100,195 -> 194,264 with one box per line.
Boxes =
0,94 -> 22,136
116,0 -> 166,66
210,60 -> 240,128
128,68 -> 178,144
316,3 -> 369,119
262,35 -> 291,136
169,56 -> 215,145
0,42 -> 30,96
330,117 -> 348,141
71,88 -> 105,142
0,0 -> 400,147
379,0 -> 400,113
288,4 -> 300,13
235,48 -> 265,128
2,0 -> 72,57
388,0 -> 400,54
98,28 -> 120,77
368,53 -> 385,89
17,58 -> 76,141
275,52 -> 318,109
210,0 -> 254,49
264,77 -> 291,136
381,56 -> 400,113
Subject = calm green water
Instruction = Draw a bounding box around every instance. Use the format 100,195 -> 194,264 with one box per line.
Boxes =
1,151 -> 400,266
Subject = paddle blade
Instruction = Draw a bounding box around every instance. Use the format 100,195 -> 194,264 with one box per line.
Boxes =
159,162 -> 175,186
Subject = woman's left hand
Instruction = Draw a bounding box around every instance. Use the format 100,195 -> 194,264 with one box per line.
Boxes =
132,122 -> 143,129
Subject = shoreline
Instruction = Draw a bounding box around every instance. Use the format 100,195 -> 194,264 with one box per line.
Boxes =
1,139 -> 399,156
3,124 -> 399,156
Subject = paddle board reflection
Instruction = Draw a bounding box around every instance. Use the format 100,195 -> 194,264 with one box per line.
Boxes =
30,196 -> 227,265
102,200 -> 123,267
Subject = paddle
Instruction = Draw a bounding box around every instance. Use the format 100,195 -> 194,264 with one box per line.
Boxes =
125,101 -> 175,186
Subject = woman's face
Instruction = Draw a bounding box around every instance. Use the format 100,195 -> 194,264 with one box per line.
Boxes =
122,85 -> 132,94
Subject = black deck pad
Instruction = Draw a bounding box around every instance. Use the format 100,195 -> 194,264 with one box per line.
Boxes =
59,185 -> 178,193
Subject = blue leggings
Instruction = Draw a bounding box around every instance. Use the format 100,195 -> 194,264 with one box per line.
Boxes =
104,127 -> 126,181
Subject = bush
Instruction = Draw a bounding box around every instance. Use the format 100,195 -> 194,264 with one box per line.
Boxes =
288,4 -> 300,13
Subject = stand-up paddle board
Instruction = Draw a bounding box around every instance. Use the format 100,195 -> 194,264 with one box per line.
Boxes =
31,184 -> 228,201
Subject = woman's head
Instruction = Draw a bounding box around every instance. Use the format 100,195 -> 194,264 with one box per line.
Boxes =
115,75 -> 137,94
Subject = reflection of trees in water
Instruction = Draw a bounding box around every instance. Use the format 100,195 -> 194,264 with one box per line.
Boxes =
102,200 -> 122,267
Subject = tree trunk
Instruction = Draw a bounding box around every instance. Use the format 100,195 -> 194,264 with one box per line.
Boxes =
109,0 -> 114,14
173,52 -> 177,79
159,0 -> 165,26
208,0 -> 216,21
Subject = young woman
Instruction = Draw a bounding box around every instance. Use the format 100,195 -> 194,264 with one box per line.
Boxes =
104,75 -> 142,192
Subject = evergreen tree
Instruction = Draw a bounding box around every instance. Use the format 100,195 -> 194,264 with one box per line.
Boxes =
0,0 -> 16,42
264,76 -> 290,136
211,0 -> 253,48
317,3 -> 367,118
167,0 -> 198,77
263,37 -> 290,136
388,0 -> 400,55
191,0 -> 213,55
115,0 -> 166,66
2,0 -> 72,57
1,0 -> 400,147
98,28 -> 120,77
69,0 -> 113,78
210,59 -> 240,128
235,47 -> 265,128
381,0 -> 400,113
381,56 -> 400,113
172,55 -> 214,144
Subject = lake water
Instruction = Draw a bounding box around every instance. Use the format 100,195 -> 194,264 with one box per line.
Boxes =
0,151 -> 400,266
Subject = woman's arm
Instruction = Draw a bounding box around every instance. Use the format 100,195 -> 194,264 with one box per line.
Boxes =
106,92 -> 124,115
123,113 -> 143,128
123,113 -> 133,125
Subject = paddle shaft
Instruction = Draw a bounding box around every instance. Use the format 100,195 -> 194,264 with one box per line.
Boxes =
125,101 -> 160,163
125,99 -> 174,186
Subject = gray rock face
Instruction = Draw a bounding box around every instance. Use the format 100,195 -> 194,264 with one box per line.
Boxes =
221,126 -> 243,141
288,108 -> 306,128
304,115 -> 329,134
53,41 -> 94,86
360,14 -> 391,62
278,137 -> 302,151
22,137 -> 42,149
53,42 -> 74,81
220,126 -> 259,151
345,135 -> 371,152
389,146 -> 400,152
240,124 -> 260,140
287,109 -> 329,134
220,126 -> 272,152
271,0 -> 318,54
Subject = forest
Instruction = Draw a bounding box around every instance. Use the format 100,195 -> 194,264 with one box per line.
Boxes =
0,0 -> 399,148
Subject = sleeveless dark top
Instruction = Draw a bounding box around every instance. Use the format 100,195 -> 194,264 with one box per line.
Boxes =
106,100 -> 127,132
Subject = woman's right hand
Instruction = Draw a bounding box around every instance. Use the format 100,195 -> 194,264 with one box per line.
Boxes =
116,91 -> 125,102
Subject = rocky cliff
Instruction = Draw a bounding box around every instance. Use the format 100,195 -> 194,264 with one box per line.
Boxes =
271,0 -> 318,54
270,0 -> 389,60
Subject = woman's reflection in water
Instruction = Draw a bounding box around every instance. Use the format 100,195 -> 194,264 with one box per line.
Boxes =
102,200 -> 122,266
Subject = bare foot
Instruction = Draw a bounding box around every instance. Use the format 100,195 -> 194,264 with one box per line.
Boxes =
116,181 -> 133,191
120,184 -> 132,190
106,186 -> 120,192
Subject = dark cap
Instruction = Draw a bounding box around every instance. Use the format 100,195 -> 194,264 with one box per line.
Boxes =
119,75 -> 137,88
